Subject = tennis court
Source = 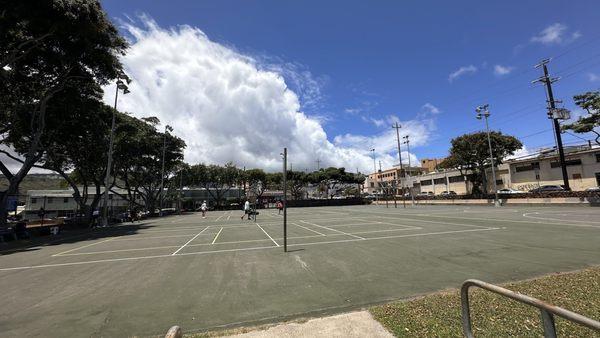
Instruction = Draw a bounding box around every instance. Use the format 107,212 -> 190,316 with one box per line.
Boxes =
1,205 -> 599,337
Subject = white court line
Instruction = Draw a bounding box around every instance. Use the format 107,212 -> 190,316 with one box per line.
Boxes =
110,234 -> 212,241
256,223 -> 280,247
375,215 -> 495,229
352,227 -> 422,234
52,237 -> 117,257
292,222 -> 326,236
0,227 -> 501,272
211,227 -> 224,244
522,212 -> 600,227
171,226 -> 210,255
57,245 -> 181,256
416,213 -> 600,229
215,214 -> 224,221
299,220 -> 365,240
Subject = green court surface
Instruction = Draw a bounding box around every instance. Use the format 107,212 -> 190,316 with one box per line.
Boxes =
1,205 -> 599,337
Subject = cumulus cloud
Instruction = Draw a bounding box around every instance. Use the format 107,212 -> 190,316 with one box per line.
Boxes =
588,73 -> 600,82
448,65 -> 477,83
530,23 -> 581,45
104,17 -> 434,173
493,64 -> 514,76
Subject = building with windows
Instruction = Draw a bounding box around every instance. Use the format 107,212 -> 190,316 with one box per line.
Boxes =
500,145 -> 600,191
363,165 -> 424,195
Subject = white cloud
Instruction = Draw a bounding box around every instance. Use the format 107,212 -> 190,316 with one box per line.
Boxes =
530,23 -> 581,45
105,17 -> 435,174
421,103 -> 440,115
493,64 -> 514,76
448,65 -> 477,83
506,146 -> 531,160
588,73 -> 600,82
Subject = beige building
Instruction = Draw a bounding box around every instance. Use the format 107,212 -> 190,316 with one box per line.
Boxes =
420,157 -> 446,173
364,165 -> 424,195
500,145 -> 600,191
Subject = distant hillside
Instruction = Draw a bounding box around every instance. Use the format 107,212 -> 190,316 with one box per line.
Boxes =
1,174 -> 68,201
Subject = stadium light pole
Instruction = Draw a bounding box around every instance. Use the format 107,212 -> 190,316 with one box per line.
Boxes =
476,104 -> 500,207
102,73 -> 130,226
159,125 -> 173,216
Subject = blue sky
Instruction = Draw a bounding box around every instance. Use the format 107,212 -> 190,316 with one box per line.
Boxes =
100,0 -> 600,172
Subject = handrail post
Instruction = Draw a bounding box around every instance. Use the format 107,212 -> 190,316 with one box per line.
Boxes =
541,309 -> 557,338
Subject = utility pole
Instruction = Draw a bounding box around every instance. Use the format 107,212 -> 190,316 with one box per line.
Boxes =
316,159 -> 321,171
476,104 -> 500,207
379,161 -> 388,208
403,135 -> 415,206
533,59 -> 570,190
392,122 -> 405,208
282,148 -> 288,252
102,74 -> 130,226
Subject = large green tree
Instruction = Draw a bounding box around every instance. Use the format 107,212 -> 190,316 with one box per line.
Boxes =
441,132 -> 522,194
113,117 -> 186,215
188,163 -> 240,208
562,91 -> 600,146
0,0 -> 127,226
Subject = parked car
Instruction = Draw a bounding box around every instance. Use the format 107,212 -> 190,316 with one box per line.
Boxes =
497,188 -> 525,194
440,191 -> 457,196
529,185 -> 565,193
585,186 -> 600,192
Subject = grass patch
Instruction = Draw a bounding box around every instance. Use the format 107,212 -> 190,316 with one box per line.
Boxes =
370,267 -> 600,337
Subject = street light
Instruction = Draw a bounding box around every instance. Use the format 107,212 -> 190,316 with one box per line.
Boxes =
476,104 -> 500,207
402,135 -> 415,206
370,148 -> 378,201
102,72 -> 131,226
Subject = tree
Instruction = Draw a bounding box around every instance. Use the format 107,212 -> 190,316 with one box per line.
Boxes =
0,0 -> 127,227
562,91 -> 600,146
113,116 -> 186,215
307,167 -> 356,199
442,132 -> 522,194
245,168 -> 267,200
188,163 -> 240,208
286,171 -> 308,200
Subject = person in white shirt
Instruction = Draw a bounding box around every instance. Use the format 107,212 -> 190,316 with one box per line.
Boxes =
241,200 -> 251,220
200,201 -> 208,218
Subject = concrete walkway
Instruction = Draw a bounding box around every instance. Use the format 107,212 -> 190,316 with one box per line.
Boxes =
223,311 -> 393,337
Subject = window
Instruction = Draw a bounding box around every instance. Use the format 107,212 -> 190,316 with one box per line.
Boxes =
550,159 -> 582,168
63,197 -> 69,203
496,179 -> 503,185
433,178 -> 445,185
515,162 -> 540,172
572,173 -> 582,179
448,175 -> 464,183
47,197 -> 53,203
596,154 -> 600,163
421,180 -> 432,186
31,198 -> 37,204
535,174 -> 540,180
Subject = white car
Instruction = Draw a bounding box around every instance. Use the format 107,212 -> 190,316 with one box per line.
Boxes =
585,186 -> 600,192
497,188 -> 525,194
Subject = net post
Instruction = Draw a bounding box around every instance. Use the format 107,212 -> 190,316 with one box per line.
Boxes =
283,148 -> 288,252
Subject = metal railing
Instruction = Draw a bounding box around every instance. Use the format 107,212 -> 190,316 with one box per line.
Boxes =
461,279 -> 600,338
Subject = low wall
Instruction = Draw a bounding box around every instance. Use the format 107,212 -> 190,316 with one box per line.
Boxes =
288,198 -> 368,208
376,196 -> 600,206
